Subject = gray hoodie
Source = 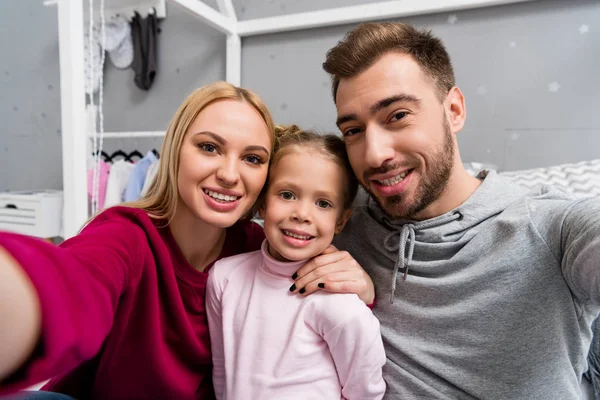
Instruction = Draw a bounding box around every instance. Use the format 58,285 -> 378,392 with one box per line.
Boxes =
334,171 -> 600,399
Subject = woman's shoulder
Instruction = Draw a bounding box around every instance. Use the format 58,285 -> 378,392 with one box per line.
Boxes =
75,206 -> 159,247
86,206 -> 155,231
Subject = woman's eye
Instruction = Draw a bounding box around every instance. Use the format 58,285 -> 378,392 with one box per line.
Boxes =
317,200 -> 332,209
279,191 -> 295,200
198,143 -> 217,153
245,155 -> 263,165
390,111 -> 407,122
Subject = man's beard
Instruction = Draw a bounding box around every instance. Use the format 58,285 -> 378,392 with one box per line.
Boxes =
364,118 -> 455,220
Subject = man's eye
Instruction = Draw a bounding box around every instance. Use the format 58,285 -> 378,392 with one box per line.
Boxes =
343,128 -> 363,137
390,111 -> 407,122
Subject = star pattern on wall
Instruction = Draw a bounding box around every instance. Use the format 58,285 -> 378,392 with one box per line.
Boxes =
579,24 -> 590,35
447,14 -> 458,24
548,82 -> 561,92
476,85 -> 488,95
509,41 -> 517,48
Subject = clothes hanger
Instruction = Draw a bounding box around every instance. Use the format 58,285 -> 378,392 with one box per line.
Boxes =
92,150 -> 111,162
128,150 -> 144,161
109,150 -> 130,162
152,149 -> 160,158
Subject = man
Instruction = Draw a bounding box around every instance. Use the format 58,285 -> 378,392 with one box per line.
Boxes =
324,22 -> 600,398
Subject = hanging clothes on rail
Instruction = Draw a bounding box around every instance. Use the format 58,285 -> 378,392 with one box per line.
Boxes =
87,160 -> 111,210
141,159 -> 160,197
124,150 -> 158,201
104,159 -> 136,208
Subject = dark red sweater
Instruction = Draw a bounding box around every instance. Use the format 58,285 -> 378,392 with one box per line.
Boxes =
0,206 -> 264,399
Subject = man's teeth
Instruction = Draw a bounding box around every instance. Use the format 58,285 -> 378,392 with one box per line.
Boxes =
380,171 -> 409,186
283,230 -> 312,240
204,190 -> 239,202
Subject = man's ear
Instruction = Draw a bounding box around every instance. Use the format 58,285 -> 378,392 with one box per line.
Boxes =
445,86 -> 466,135
335,209 -> 353,234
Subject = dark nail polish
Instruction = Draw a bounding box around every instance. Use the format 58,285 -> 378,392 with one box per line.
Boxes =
289,284 -> 296,292
292,272 -> 298,280
318,283 -> 325,289
299,288 -> 306,294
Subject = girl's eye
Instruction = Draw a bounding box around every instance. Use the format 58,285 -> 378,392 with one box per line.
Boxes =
279,191 -> 295,200
198,143 -> 217,153
390,111 -> 407,122
245,155 -> 264,165
317,200 -> 332,209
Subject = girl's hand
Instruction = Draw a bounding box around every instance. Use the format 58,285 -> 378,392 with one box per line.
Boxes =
289,245 -> 375,305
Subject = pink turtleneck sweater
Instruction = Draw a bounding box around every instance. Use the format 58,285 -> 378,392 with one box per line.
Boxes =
206,240 -> 386,400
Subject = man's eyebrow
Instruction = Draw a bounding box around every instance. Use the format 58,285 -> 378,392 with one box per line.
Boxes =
369,94 -> 421,114
336,94 -> 421,128
336,113 -> 359,129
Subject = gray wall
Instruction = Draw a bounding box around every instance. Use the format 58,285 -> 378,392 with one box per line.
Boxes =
0,0 -> 226,191
241,0 -> 600,171
0,1 -> 63,191
1,0 -> 598,192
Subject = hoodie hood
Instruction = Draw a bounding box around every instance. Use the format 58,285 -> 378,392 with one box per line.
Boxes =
356,171 -> 529,302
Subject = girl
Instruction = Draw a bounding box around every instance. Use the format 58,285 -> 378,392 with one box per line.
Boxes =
0,82 -> 275,399
206,126 -> 386,400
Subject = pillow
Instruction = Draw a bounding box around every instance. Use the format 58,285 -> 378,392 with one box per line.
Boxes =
500,159 -> 600,198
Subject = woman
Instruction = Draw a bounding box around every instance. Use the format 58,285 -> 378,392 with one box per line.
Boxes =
0,82 -> 275,399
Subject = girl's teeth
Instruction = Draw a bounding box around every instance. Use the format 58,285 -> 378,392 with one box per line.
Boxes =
205,190 -> 238,202
284,230 -> 311,240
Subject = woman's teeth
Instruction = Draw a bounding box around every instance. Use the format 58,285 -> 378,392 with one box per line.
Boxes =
204,190 -> 239,202
283,230 -> 312,240
380,171 -> 409,186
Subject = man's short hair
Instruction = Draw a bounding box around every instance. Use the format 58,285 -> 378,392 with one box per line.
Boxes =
323,22 -> 456,102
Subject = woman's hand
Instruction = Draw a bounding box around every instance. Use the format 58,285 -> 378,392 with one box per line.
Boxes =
0,247 -> 41,382
289,245 -> 375,305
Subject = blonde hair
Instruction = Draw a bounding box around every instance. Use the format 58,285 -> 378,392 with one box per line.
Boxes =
123,81 -> 276,224
262,125 -> 358,210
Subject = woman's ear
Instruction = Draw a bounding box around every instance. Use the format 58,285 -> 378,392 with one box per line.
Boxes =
335,209 -> 353,235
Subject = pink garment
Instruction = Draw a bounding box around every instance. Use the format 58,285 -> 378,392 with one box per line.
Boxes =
206,240 -> 386,400
87,161 -> 110,210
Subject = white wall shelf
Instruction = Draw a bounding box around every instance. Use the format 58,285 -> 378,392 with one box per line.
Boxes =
91,131 -> 166,138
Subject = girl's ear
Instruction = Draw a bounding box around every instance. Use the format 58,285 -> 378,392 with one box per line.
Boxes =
335,209 -> 353,235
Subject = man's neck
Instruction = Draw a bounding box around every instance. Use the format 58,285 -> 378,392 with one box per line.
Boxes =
413,165 -> 482,221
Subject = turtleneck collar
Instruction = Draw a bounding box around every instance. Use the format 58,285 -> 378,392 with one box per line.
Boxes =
259,239 -> 308,281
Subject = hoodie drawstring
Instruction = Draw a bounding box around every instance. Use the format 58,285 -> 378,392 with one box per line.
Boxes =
383,211 -> 463,304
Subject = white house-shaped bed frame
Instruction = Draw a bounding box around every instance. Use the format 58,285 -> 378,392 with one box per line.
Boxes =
51,0 -> 538,238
